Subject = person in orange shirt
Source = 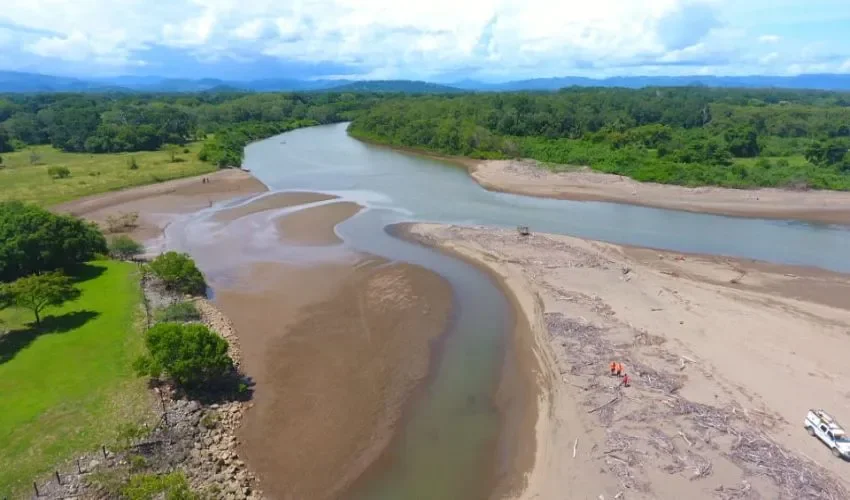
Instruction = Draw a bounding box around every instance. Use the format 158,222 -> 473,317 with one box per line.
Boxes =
610,361 -> 617,375
615,363 -> 623,377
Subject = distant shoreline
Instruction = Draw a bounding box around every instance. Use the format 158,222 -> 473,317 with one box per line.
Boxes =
349,133 -> 850,225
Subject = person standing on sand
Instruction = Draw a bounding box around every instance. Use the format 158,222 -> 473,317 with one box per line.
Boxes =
622,374 -> 631,387
610,361 -> 617,375
615,362 -> 623,377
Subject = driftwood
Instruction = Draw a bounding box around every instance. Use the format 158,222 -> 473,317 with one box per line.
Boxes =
589,394 -> 620,414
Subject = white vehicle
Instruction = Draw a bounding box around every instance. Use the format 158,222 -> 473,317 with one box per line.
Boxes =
805,409 -> 850,459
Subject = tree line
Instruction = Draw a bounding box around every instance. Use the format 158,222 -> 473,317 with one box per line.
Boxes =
348,87 -> 850,189
0,92 -> 382,159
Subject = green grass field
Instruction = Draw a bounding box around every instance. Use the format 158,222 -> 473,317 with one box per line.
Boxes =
0,261 -> 153,497
0,143 -> 216,207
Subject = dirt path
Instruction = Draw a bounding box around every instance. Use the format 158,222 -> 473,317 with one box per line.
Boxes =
408,224 -> 850,500
469,159 -> 850,224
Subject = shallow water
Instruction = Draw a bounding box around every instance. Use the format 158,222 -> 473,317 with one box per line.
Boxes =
248,122 -> 850,273
174,122 -> 850,500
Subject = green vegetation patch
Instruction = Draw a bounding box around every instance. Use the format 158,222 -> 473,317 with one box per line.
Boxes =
0,261 -> 152,496
0,143 -> 215,206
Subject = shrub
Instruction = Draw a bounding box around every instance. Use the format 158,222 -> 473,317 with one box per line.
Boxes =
128,156 -> 139,170
108,234 -> 144,259
47,165 -> 71,179
116,422 -> 149,450
104,211 -> 140,233
121,471 -> 198,500
109,235 -> 144,260
29,150 -> 41,165
134,322 -> 233,389
155,301 -> 201,322
148,252 -> 206,295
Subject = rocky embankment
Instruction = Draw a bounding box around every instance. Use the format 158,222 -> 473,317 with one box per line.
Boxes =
31,278 -> 263,499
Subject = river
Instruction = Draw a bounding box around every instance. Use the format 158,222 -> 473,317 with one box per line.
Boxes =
181,122 -> 850,499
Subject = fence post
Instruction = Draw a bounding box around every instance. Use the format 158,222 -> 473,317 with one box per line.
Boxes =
33,482 -> 39,497
55,470 -> 61,485
102,445 -> 107,458
76,458 -> 82,474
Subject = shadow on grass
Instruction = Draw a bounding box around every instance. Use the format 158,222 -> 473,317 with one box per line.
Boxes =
0,310 -> 100,365
68,263 -> 107,284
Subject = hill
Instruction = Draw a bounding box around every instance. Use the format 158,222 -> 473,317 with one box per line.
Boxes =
324,80 -> 463,93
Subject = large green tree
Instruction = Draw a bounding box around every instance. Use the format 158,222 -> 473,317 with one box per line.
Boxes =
0,202 -> 108,282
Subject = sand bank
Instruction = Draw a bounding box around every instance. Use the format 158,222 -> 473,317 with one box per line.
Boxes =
469,159 -> 850,224
216,258 -> 452,499
407,223 -> 850,500
274,201 -> 361,245
213,191 -> 337,223
54,169 -> 267,241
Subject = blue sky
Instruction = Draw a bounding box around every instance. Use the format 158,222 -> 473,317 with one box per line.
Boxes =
1,0 -> 849,82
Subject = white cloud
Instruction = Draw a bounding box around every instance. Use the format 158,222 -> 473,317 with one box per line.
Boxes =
0,0 -> 849,79
759,52 -> 779,64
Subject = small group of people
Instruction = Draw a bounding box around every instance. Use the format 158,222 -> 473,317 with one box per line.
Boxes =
609,361 -> 631,387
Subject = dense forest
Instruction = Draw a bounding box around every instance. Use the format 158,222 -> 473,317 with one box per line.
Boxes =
349,87 -> 850,189
0,92 -> 383,166
4,87 -> 850,189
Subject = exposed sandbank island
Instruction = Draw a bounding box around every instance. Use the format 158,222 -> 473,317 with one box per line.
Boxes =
468,159 -> 850,224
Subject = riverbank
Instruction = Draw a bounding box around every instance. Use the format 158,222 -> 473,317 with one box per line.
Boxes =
54,169 -> 268,242
407,223 -> 850,499
469,159 -> 850,224
61,174 -> 462,498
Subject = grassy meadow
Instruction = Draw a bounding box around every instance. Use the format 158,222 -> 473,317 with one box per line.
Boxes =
0,143 -> 216,207
0,261 -> 154,497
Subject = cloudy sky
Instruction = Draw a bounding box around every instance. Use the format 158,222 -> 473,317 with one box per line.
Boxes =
1,0 -> 849,81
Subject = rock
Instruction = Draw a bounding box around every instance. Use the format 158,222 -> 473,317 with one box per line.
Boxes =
88,459 -> 100,470
187,400 -> 201,413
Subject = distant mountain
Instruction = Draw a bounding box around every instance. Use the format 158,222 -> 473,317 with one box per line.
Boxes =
4,69 -> 850,94
324,80 -> 462,93
454,74 -> 850,91
0,70 -> 116,92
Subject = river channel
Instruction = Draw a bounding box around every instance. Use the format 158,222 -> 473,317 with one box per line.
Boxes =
170,122 -> 850,499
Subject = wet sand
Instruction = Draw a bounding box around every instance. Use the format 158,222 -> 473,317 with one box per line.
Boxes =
214,191 -> 337,223
408,223 -> 850,500
468,159 -> 850,224
55,175 -> 461,499
216,259 -> 452,499
54,169 -> 267,241
275,201 -> 362,245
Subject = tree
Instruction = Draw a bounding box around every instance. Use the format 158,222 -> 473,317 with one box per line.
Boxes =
148,252 -> 206,295
134,322 -> 233,388
0,202 -> 108,282
128,156 -> 139,170
0,126 -> 12,153
4,272 -> 80,325
109,235 -> 144,260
